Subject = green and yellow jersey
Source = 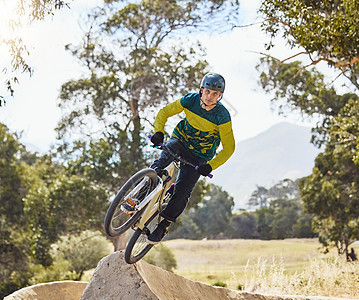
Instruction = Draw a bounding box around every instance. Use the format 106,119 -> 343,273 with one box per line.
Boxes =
154,92 -> 235,170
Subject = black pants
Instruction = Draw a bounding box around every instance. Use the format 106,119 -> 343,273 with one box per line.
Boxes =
150,137 -> 206,222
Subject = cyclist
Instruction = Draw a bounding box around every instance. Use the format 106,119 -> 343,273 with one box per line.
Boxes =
149,73 -> 235,244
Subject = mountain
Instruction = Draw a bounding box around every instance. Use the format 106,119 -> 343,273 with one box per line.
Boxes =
211,122 -> 321,209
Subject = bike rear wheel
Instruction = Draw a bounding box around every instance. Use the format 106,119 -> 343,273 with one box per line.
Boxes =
104,168 -> 158,237
124,203 -> 168,264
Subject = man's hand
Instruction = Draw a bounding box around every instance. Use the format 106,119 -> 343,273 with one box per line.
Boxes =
151,132 -> 164,146
197,164 -> 212,176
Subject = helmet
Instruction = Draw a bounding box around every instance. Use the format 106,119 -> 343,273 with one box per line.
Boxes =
200,73 -> 225,93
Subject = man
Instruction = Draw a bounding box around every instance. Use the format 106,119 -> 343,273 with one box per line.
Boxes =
147,72 -> 235,244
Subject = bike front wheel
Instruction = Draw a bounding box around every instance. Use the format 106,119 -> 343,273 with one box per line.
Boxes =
104,168 -> 158,237
124,203 -> 168,264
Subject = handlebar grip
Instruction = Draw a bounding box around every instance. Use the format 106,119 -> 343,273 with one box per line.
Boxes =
195,166 -> 213,178
148,135 -> 163,147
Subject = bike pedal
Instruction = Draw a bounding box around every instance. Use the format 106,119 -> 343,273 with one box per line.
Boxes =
120,204 -> 136,215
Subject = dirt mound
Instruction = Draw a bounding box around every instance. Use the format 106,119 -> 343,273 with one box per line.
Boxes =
4,281 -> 87,300
6,251 -> 352,300
81,251 -> 349,300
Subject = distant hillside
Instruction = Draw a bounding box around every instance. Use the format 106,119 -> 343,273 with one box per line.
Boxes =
212,122 -> 321,209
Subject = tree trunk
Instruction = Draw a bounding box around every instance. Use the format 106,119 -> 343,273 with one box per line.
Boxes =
110,235 -> 127,251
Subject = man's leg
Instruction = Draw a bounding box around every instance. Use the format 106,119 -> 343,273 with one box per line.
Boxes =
160,163 -> 201,222
147,163 -> 203,244
147,138 -> 206,244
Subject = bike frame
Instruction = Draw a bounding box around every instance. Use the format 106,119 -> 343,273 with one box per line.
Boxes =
124,139 -> 213,231
133,160 -> 177,230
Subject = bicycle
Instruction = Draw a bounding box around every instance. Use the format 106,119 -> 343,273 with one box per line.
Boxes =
103,139 -> 213,264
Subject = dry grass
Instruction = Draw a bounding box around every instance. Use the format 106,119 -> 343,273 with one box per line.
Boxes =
163,238 -> 359,299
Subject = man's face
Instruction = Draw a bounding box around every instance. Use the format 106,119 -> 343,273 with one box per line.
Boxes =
200,88 -> 222,108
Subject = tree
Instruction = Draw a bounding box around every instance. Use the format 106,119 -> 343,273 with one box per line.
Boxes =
269,198 -> 301,239
0,123 -> 31,297
247,185 -> 268,209
143,244 -> 177,272
169,183 -> 234,240
257,0 -> 359,160
299,119 -> 359,258
258,0 -> 359,88
226,212 -> 258,239
256,0 -> 359,253
250,179 -> 314,240
0,123 -> 110,296
257,57 -> 358,147
56,0 -> 239,178
248,179 -> 300,209
54,231 -> 111,280
1,0 -> 72,105
22,156 -> 108,266
192,184 -> 234,239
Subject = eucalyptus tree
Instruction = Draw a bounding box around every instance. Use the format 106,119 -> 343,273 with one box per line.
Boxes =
0,122 -> 109,295
56,0 -> 239,189
1,0 -> 72,105
257,0 -> 359,257
299,124 -> 359,259
258,0 -> 359,151
0,123 -> 31,297
259,0 -> 359,87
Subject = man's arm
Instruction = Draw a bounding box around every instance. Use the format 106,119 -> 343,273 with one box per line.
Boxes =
154,98 -> 184,133
207,121 -> 235,170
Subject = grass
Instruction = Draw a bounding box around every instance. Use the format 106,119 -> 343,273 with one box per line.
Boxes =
163,238 -> 359,299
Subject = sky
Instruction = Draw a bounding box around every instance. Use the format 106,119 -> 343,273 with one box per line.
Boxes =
0,0 -> 338,153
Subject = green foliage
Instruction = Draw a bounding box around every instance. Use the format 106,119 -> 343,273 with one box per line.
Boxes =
248,178 -> 300,209
1,0 -> 71,104
170,179 -> 314,240
21,157 -> 108,266
257,58 -> 358,147
225,212 -> 258,239
299,113 -> 359,256
143,244 -> 177,272
212,281 -> 227,287
170,183 -> 234,239
53,231 -> 111,280
253,184 -> 315,240
256,35 -> 359,255
259,0 -> 359,86
193,184 -> 234,239
56,0 -> 239,181
0,124 -> 110,296
29,231 -> 111,283
0,124 -> 32,296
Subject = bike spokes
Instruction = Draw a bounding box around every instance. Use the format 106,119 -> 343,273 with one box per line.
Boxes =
130,220 -> 157,258
104,168 -> 158,237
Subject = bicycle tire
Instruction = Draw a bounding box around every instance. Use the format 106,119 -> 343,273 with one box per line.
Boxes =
104,168 -> 158,237
124,203 -> 168,264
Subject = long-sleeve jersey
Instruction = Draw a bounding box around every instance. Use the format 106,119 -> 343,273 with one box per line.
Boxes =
154,92 -> 235,170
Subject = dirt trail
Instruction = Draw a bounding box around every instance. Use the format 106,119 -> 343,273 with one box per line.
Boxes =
6,251 -> 353,300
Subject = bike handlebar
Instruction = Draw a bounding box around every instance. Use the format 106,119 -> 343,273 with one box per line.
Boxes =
148,135 -> 213,178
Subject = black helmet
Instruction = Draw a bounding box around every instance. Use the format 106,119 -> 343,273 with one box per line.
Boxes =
200,73 -> 225,93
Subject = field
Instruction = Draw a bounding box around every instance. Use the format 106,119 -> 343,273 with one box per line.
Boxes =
163,238 -> 359,299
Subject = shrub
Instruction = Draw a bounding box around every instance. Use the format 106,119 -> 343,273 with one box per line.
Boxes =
144,244 -> 177,272
212,281 -> 227,287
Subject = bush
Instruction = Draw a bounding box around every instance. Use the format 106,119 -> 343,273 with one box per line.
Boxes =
143,244 -> 177,272
30,230 -> 111,283
212,281 -> 227,287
